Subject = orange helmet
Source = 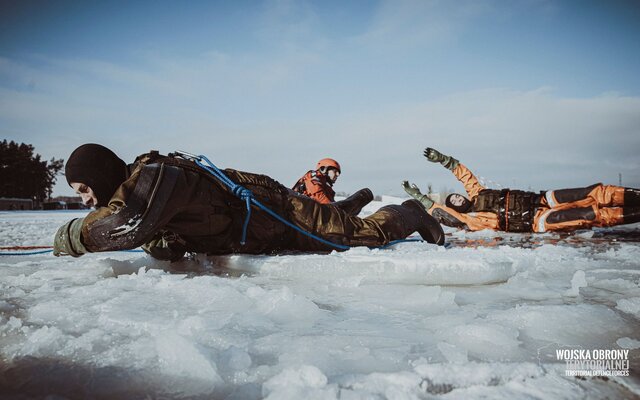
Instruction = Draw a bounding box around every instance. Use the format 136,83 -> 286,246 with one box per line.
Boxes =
316,158 -> 341,173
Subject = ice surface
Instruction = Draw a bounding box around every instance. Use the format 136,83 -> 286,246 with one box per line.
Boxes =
0,206 -> 639,399
616,297 -> 640,318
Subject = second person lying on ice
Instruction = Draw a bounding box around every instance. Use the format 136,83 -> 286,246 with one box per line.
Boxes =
403,147 -> 640,233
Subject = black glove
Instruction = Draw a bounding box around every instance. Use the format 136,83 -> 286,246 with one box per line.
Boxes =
423,147 -> 459,171
53,218 -> 87,257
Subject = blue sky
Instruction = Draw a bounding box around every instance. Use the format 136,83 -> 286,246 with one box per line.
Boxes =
1,0 -> 640,197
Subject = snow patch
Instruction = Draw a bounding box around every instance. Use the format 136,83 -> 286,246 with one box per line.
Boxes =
1,208 -> 639,399
617,337 -> 640,349
616,297 -> 640,319
155,330 -> 223,391
564,270 -> 587,297
262,365 -> 330,399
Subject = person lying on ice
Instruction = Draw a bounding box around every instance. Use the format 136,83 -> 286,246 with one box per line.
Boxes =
53,144 -> 445,261
402,147 -> 640,233
292,157 -> 373,216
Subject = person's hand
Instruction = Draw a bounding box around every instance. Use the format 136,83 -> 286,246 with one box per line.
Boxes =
402,181 -> 423,197
53,218 -> 87,257
423,147 -> 459,171
402,181 -> 434,209
423,148 -> 445,163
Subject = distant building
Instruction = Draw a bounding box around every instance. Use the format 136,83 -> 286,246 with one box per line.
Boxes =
0,198 -> 34,211
49,196 -> 89,210
43,201 -> 66,210
66,202 -> 87,210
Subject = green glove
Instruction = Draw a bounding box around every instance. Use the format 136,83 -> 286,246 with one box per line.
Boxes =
423,147 -> 459,171
53,218 -> 88,257
402,181 -> 435,210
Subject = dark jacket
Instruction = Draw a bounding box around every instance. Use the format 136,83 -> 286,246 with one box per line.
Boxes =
71,152 -> 425,260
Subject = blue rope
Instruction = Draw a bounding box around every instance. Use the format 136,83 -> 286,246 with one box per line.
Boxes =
0,249 -> 54,256
251,198 -> 351,250
193,155 -> 424,251
196,155 -> 256,245
195,156 -> 352,250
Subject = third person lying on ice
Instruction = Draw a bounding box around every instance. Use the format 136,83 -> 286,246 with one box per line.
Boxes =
402,147 -> 640,233
292,157 -> 374,216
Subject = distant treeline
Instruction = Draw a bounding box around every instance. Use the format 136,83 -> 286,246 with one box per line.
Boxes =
0,140 -> 64,204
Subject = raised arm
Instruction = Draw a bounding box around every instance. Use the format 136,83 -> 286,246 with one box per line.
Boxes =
424,147 -> 485,200
401,181 -> 499,231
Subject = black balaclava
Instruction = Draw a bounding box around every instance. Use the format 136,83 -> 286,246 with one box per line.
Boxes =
445,193 -> 472,214
65,144 -> 128,207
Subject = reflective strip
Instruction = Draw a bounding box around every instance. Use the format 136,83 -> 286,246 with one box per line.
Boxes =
536,209 -> 553,232
545,191 -> 557,208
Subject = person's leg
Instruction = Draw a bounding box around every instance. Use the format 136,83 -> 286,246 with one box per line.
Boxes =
533,205 -> 640,232
535,206 -> 594,232
590,206 -> 640,227
544,183 -> 627,208
287,194 -> 444,250
331,188 -> 374,216
376,200 -> 445,245
624,188 -> 640,208
622,207 -> 640,225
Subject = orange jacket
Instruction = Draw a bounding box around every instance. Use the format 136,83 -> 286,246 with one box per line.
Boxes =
429,204 -> 500,231
292,170 -> 335,204
453,163 -> 485,200
427,163 -> 499,231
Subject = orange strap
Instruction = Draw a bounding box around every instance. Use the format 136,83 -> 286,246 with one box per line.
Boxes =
504,191 -> 510,232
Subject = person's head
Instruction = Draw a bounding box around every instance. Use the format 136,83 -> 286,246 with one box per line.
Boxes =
445,193 -> 472,213
65,144 -> 127,208
316,158 -> 341,185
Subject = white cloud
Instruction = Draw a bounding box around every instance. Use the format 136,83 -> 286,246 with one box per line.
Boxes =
256,0 -> 328,52
332,88 -> 640,194
2,54 -> 639,198
349,0 -> 493,52
349,0 -> 560,54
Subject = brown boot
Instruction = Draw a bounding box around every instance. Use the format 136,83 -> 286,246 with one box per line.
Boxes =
400,200 -> 445,245
372,200 -> 445,246
332,188 -> 374,216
